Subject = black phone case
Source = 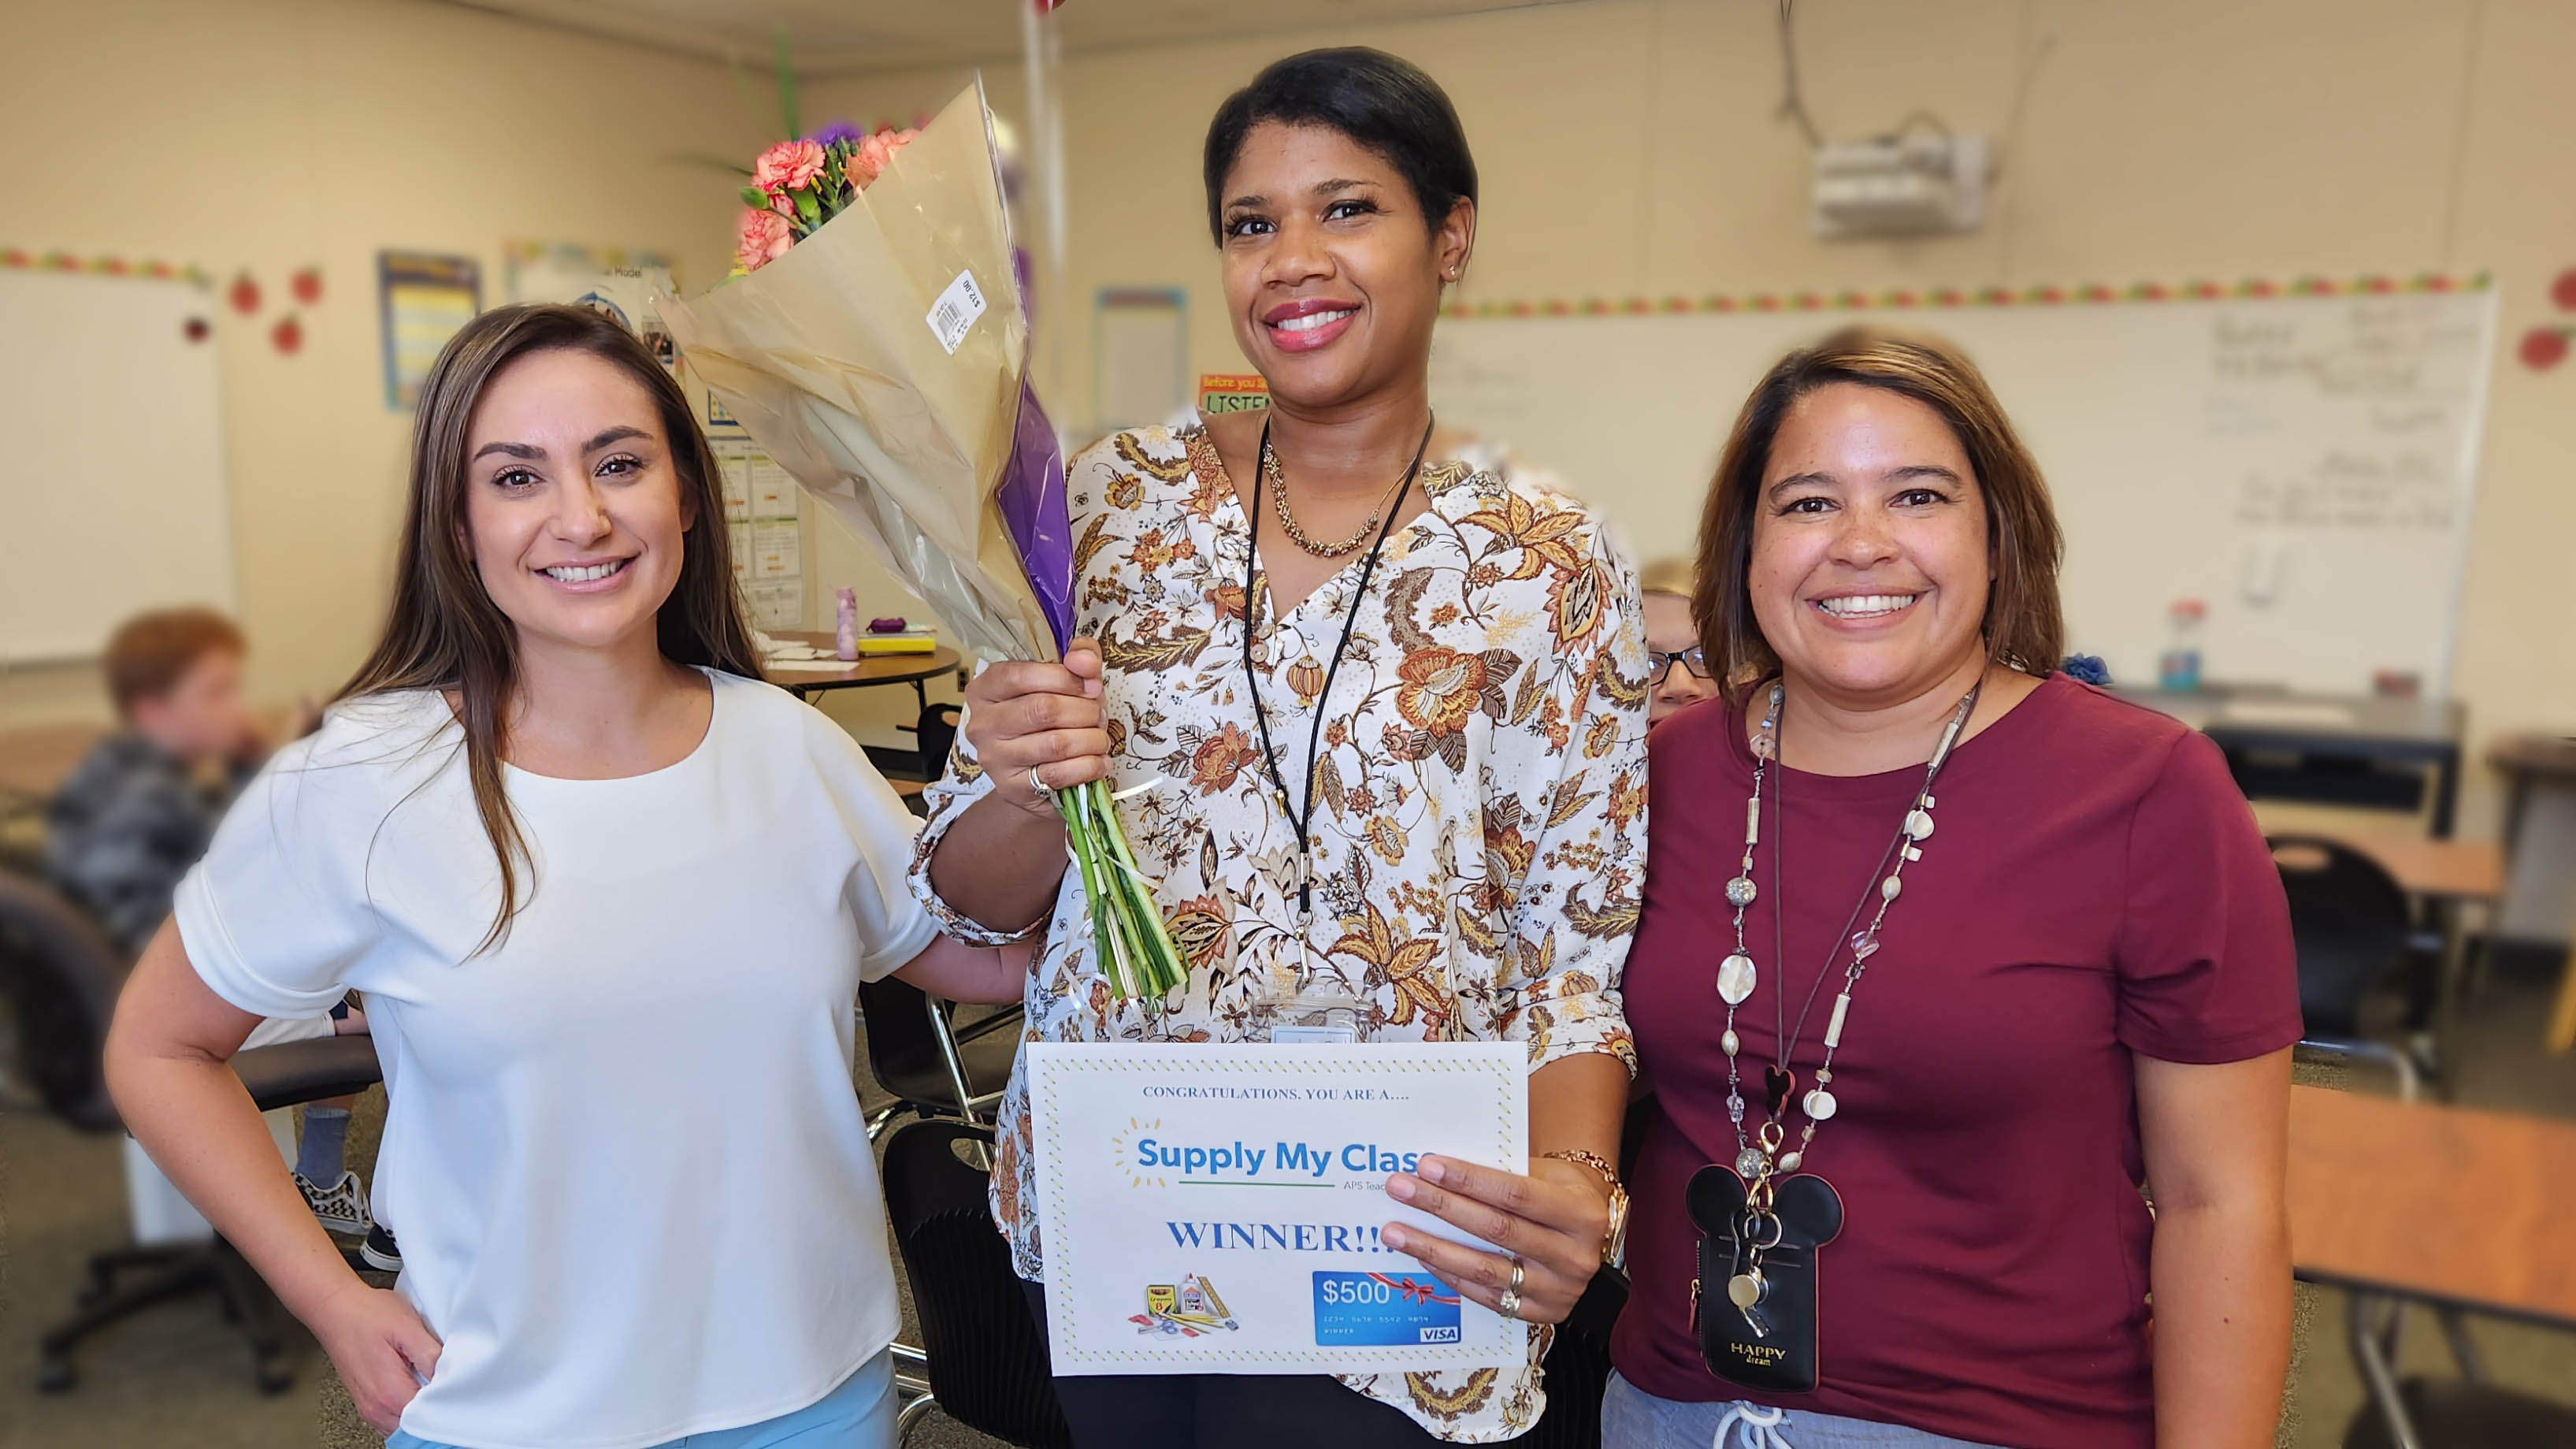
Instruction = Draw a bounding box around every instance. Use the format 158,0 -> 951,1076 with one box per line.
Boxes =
1686,1165 -> 1842,1395
1693,1228 -> 1824,1392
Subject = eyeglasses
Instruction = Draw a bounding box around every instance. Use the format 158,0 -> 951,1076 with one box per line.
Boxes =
1648,647 -> 1710,685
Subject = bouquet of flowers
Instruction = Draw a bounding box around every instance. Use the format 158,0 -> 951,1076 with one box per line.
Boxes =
658,80 -> 1184,1003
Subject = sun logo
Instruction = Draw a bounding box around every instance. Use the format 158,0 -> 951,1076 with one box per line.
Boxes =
1113,1116 -> 1167,1189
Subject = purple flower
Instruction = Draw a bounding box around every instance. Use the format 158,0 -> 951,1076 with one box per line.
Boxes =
811,121 -> 864,146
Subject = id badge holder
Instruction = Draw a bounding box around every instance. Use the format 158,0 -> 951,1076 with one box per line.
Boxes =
1687,1166 -> 1843,1394
1261,987 -> 1361,1045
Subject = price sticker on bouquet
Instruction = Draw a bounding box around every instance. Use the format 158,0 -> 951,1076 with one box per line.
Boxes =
926,269 -> 988,355
1026,1042 -> 1527,1375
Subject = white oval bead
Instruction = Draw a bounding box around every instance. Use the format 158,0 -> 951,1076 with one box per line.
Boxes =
1803,1087 -> 1839,1121
1881,874 -> 1903,901
1721,1027 -> 1740,1055
1715,953 -> 1757,1005
1778,1150 -> 1803,1172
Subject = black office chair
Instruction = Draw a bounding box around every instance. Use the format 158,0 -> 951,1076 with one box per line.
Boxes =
2270,834 -> 2419,1046
857,974 -> 1021,1138
869,702 -> 964,789
882,1117 -> 1074,1447
0,869 -> 384,1395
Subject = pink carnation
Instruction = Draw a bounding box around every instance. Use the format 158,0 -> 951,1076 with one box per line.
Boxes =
752,138 -> 826,195
737,207 -> 793,272
846,128 -> 918,190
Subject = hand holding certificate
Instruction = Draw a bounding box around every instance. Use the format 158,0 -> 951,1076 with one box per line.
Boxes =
1027,1043 -> 1530,1375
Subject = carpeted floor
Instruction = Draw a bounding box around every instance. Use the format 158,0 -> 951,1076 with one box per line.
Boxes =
4,979 -> 2570,1449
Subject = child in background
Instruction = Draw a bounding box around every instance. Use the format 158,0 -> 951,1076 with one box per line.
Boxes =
44,608 -> 384,1257
1639,556 -> 1720,727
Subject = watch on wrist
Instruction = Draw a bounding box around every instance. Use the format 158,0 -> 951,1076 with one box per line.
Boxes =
1542,1149 -> 1631,1269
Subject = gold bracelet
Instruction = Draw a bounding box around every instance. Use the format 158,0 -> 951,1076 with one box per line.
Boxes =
1542,1150 -> 1631,1269
1542,1149 -> 1622,1193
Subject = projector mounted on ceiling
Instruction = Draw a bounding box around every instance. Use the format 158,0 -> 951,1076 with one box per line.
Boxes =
1810,132 -> 1988,240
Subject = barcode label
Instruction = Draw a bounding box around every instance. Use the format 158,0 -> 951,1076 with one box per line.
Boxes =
926,269 -> 988,355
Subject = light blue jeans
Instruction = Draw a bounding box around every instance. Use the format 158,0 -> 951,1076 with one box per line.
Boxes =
1602,1370 -> 2006,1449
386,1350 -> 897,1449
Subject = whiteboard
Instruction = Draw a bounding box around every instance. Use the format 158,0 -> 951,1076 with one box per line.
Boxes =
0,271 -> 235,661
1430,286 -> 2497,694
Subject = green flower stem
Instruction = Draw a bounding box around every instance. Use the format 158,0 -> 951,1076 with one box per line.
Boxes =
1053,786 -> 1127,999
1052,778 -> 1186,1002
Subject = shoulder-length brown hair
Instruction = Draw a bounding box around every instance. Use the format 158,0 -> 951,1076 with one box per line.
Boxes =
1691,325 -> 2064,702
336,303 -> 763,952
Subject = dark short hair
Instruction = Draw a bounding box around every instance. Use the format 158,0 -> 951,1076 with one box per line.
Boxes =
103,607 -> 244,715
1203,47 -> 1477,244
1692,326 -> 2066,698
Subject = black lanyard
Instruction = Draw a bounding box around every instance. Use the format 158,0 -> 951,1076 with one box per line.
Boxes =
1241,413 -> 1435,921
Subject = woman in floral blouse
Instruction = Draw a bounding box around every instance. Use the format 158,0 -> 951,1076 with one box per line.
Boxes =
908,47 -> 1646,1449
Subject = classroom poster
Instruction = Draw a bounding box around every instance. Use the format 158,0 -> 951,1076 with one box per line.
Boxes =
378,251 -> 481,409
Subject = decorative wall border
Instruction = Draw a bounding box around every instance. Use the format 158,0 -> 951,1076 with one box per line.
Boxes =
0,247 -> 210,286
1439,271 -> 2492,320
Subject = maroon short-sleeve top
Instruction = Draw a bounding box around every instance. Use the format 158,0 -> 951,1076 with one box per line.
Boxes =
1612,674 -> 2302,1448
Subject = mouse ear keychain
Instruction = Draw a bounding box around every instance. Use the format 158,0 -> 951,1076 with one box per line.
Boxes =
1687,679 -> 1978,1397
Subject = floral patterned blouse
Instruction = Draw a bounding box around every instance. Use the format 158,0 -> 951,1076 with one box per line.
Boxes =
908,422 -> 1647,1441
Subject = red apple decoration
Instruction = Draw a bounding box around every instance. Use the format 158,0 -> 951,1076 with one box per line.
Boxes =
2521,327 -> 2568,372
292,267 -> 323,304
228,272 -> 260,314
2553,267 -> 2576,312
271,314 -> 303,355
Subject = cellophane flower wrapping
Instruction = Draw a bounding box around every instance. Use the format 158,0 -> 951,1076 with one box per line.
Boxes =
656,79 -> 1180,1001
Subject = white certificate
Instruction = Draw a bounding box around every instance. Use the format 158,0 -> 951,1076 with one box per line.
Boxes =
1026,1042 -> 1527,1376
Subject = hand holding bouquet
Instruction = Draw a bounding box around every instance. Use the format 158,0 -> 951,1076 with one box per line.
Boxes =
659,82 -> 1184,1002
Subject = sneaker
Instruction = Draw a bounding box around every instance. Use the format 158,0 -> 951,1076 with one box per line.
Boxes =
295,1171 -> 371,1235
360,1225 -> 403,1273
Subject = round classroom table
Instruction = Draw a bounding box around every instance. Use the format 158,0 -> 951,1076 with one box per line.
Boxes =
763,635 -> 963,710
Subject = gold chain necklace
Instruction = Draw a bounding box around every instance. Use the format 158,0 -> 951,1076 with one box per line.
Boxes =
1262,432 -> 1421,558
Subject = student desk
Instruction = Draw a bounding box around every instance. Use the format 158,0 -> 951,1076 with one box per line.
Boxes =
0,722 -> 111,804
2118,689 -> 2467,838
2290,1083 -> 2576,1329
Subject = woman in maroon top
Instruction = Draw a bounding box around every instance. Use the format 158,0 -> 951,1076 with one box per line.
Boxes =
1608,328 -> 2300,1449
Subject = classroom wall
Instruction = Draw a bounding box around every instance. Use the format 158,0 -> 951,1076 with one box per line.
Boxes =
0,0 -> 757,726
806,0 -> 2576,838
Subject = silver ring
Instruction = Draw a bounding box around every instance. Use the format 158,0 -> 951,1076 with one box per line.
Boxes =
1507,1257 -> 1525,1295
1026,766 -> 1051,797
1498,1284 -> 1522,1321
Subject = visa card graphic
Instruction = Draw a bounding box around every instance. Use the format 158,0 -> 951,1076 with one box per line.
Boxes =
1312,1272 -> 1464,1346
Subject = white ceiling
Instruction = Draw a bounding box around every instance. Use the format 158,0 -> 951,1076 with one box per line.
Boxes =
442,0 -> 1577,77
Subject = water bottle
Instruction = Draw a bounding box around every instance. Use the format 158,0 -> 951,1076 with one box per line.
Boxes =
834,587 -> 860,661
2158,599 -> 2205,691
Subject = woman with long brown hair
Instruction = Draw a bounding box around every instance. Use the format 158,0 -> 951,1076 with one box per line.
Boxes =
104,303 -> 1026,1449
1609,328 -> 2298,1447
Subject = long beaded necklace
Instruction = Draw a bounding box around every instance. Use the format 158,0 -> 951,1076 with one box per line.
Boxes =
1715,678 -> 1980,1196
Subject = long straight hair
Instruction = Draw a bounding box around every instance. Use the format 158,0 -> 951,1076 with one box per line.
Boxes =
336,303 -> 763,952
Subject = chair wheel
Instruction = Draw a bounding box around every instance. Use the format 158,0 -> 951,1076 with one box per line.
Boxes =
37,1354 -> 75,1393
